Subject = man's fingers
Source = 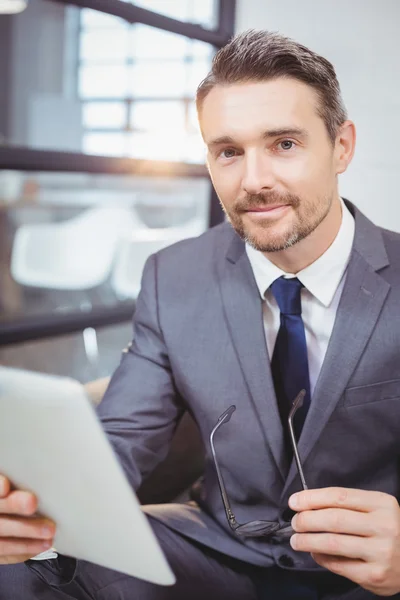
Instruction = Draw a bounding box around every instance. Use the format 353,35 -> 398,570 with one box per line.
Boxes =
0,538 -> 52,561
290,532 -> 373,561
289,487 -> 393,513
0,483 -> 53,565
292,508 -> 375,537
0,516 -> 55,540
0,491 -> 37,516
311,553 -> 369,585
0,476 -> 11,499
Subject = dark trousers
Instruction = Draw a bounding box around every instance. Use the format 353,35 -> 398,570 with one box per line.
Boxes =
0,515 -> 389,600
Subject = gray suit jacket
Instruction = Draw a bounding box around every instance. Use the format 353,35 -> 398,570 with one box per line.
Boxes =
97,200 -> 400,577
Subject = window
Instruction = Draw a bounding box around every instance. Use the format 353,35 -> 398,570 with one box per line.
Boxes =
78,1 -> 217,162
131,0 -> 217,28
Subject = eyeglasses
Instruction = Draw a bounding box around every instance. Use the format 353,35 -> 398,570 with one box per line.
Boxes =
210,389 -> 308,540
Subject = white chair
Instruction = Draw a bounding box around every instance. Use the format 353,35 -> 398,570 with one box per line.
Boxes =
10,207 -> 138,290
111,223 -> 204,300
10,207 -> 139,373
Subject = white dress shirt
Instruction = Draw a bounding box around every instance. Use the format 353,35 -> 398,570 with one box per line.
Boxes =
246,198 -> 355,396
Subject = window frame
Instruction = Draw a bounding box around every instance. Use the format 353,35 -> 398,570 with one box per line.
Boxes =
40,0 -> 235,226
74,1 -> 232,163
58,0 -> 235,46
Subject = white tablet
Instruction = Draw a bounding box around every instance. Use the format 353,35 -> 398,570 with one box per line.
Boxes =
0,366 -> 175,586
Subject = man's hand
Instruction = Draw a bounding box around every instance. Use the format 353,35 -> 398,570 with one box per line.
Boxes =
0,475 -> 55,564
288,487 -> 400,597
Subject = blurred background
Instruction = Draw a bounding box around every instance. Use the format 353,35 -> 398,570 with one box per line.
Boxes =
1,0 -> 399,384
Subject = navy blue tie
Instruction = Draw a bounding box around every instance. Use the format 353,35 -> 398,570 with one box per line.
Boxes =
270,277 -> 311,443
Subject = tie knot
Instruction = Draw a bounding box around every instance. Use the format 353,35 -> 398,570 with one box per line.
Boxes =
270,276 -> 303,315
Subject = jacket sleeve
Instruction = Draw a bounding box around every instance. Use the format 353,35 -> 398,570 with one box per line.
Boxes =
96,252 -> 184,491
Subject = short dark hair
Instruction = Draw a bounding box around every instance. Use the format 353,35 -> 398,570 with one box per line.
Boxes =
196,30 -> 348,144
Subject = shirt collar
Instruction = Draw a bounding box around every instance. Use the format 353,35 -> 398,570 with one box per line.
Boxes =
246,197 -> 355,307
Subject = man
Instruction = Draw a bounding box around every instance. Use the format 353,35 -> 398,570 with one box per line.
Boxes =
1,29 -> 400,599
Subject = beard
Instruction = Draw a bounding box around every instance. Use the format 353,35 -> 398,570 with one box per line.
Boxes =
221,190 -> 332,253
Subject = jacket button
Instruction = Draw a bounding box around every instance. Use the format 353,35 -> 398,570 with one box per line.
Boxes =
278,554 -> 295,568
282,508 -> 296,522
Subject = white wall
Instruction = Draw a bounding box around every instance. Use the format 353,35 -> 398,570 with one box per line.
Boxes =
235,0 -> 400,232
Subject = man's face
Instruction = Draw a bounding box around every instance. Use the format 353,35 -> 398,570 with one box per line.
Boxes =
200,78 -> 340,252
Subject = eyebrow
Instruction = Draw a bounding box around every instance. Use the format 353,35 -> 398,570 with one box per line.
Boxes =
207,127 -> 309,148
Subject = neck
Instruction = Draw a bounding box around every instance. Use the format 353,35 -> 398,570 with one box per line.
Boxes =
263,195 -> 343,274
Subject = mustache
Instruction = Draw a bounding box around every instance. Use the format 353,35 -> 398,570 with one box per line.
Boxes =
234,192 -> 300,212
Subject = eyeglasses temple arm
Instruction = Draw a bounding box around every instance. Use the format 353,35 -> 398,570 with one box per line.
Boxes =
288,390 -> 308,490
210,408 -> 240,529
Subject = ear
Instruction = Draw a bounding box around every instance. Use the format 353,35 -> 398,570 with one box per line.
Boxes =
334,120 -> 356,175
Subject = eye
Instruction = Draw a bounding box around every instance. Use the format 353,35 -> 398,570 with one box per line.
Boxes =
277,140 -> 296,151
219,148 -> 238,159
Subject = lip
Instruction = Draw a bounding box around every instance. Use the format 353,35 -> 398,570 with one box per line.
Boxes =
245,204 -> 290,217
246,204 -> 287,212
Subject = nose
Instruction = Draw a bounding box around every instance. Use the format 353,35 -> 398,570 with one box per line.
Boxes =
241,150 -> 276,196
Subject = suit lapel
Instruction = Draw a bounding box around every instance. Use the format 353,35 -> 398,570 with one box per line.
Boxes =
282,205 -> 391,496
217,232 -> 288,481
